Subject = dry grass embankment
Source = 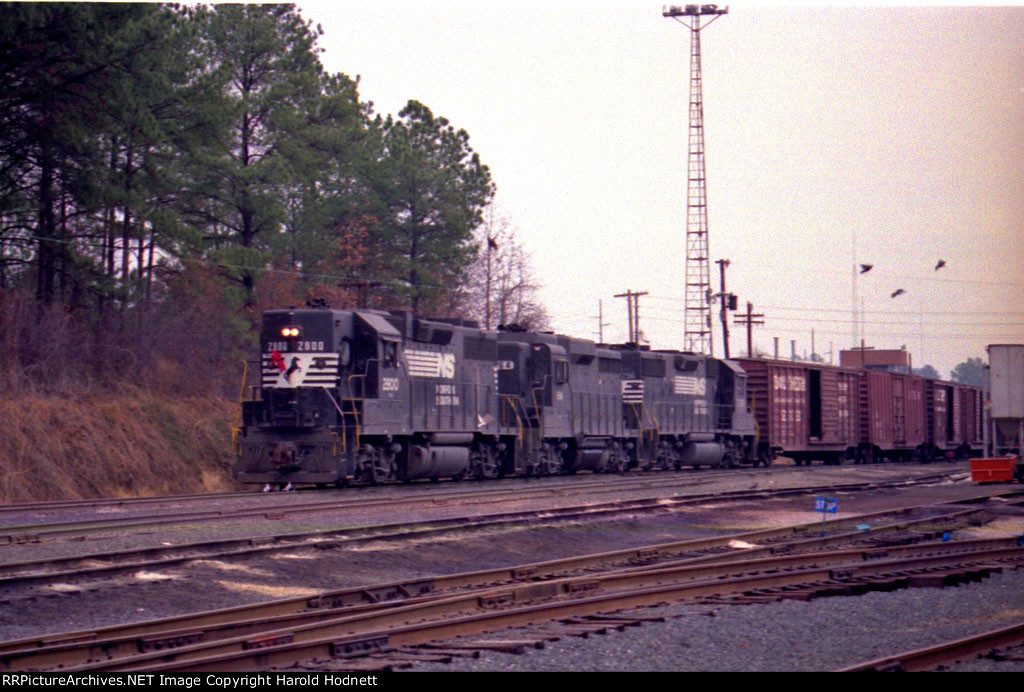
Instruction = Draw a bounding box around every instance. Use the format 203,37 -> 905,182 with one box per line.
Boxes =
0,393 -> 240,503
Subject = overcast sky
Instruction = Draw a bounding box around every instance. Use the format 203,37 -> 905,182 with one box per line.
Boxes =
298,1 -> 1024,377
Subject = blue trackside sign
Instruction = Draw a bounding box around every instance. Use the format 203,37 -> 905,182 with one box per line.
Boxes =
815,496 -> 838,537
815,497 -> 838,514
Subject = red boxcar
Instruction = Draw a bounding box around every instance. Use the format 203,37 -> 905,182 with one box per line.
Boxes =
858,371 -> 927,462
924,380 -> 983,459
959,385 -> 984,452
739,356 -> 983,466
737,358 -> 859,466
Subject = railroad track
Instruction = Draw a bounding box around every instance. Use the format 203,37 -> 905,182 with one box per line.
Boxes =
0,474 -> 990,595
2,520 -> 1021,672
0,464 -> 772,520
0,468 -> 972,547
840,620 -> 1024,671
0,473 -> 722,543
0,463 -> 967,541
0,463 -> 794,517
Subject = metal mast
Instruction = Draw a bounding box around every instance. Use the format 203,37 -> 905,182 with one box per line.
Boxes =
664,4 -> 728,355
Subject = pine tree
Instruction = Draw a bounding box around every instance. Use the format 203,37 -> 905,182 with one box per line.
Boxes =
367,101 -> 494,314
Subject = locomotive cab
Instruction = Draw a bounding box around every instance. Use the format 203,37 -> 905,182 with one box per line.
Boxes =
350,311 -> 403,401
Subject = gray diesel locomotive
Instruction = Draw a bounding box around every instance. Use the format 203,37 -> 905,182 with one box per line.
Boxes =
233,306 -> 758,488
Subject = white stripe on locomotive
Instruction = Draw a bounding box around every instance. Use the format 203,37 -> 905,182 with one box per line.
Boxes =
261,352 -> 340,388
404,349 -> 456,379
622,379 -> 644,402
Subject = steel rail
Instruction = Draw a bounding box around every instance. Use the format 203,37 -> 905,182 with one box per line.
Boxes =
72,544 -> 1024,672
0,469 -> 969,542
0,468 -> 786,541
0,508 -> 1012,670
7,535 -> 1020,671
0,475 -> 978,589
0,490 -> 261,515
839,620 -> 1024,672
0,475 -> 707,540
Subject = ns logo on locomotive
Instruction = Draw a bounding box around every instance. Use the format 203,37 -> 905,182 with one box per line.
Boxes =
232,305 -> 760,489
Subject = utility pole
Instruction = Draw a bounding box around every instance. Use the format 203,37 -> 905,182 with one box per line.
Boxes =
734,301 -> 764,358
592,299 -> 610,343
615,290 -> 649,344
664,3 -> 728,356
715,258 -> 734,358
338,280 -> 382,308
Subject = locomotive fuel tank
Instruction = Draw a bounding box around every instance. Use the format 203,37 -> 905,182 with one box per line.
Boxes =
678,441 -> 725,467
405,445 -> 471,480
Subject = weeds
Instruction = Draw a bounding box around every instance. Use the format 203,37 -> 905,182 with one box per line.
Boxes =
0,393 -> 240,503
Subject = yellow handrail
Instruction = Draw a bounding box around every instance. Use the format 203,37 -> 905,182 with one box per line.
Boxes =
342,373 -> 366,451
501,395 -> 525,445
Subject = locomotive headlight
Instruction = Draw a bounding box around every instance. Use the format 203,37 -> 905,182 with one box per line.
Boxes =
281,327 -> 300,337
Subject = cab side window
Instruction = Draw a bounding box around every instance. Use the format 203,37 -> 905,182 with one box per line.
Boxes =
382,341 -> 398,368
338,339 -> 352,368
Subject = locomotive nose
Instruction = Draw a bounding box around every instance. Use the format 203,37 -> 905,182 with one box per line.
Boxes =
269,442 -> 299,470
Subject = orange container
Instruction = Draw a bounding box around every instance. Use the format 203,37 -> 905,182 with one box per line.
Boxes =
970,457 -> 1019,483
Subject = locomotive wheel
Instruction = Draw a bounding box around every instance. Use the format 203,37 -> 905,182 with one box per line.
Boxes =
359,445 -> 394,485
724,441 -> 742,468
639,441 -> 660,471
539,444 -> 563,475
604,442 -> 628,473
656,442 -> 674,471
470,444 -> 499,480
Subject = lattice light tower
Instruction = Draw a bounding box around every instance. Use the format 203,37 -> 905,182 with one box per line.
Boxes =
663,4 -> 728,355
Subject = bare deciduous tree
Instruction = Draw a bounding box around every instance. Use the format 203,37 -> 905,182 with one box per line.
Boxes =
459,205 -> 549,331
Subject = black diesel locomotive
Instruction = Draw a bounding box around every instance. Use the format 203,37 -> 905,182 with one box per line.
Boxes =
233,307 -> 759,488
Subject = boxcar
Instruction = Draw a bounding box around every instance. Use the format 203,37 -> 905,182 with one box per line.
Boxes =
737,358 -> 859,466
858,371 -> 927,462
925,379 -> 981,460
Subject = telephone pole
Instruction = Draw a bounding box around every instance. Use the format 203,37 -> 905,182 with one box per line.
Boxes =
664,4 -> 728,355
715,258 -> 735,358
615,290 -> 649,344
734,301 -> 764,358
592,299 -> 611,343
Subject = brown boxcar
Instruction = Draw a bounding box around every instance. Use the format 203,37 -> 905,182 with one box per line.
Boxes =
959,384 -> 984,452
858,371 -> 927,462
924,380 -> 981,459
737,358 -> 859,466
926,379 -> 958,458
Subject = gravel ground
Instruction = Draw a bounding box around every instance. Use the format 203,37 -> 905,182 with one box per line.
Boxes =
0,463 -> 977,564
1,461 -> 1020,672
407,567 -> 1024,672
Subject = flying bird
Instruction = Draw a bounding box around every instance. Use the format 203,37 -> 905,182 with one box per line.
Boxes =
859,263 -> 873,274
935,259 -> 946,271
891,288 -> 907,298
